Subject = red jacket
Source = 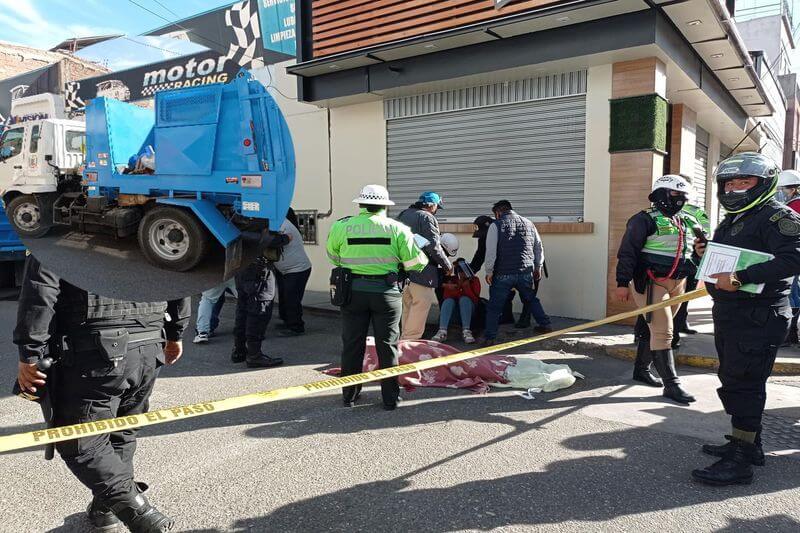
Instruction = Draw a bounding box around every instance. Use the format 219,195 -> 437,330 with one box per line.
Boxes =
788,197 -> 800,214
441,275 -> 481,303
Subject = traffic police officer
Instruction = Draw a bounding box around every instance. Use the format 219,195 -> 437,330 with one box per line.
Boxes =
692,152 -> 800,486
326,185 -> 428,410
231,236 -> 289,368
14,255 -> 190,532
615,175 -> 702,404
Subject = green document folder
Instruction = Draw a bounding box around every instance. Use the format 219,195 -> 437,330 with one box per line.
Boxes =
696,242 -> 774,294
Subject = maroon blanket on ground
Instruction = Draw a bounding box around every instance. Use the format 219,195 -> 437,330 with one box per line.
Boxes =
324,337 -> 513,393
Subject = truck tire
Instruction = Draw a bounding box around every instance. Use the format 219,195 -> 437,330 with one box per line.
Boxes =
138,206 -> 210,272
6,194 -> 51,238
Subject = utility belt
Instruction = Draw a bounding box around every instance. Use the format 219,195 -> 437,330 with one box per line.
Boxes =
53,328 -> 165,366
330,269 -> 401,306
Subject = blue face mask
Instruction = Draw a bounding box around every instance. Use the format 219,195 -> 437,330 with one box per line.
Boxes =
776,189 -> 789,204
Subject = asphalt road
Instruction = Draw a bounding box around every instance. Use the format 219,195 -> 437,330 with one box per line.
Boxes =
20,225 -> 229,301
1,299 -> 800,532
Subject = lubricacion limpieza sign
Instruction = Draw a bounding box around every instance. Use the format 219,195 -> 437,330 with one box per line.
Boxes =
259,0 -> 296,56
0,290 -> 707,454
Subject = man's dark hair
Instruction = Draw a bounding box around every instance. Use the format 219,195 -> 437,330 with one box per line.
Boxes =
492,200 -> 513,213
359,204 -> 385,213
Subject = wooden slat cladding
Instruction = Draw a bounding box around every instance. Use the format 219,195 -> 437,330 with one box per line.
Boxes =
311,0 -> 565,58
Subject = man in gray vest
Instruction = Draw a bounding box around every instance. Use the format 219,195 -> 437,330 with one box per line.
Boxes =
482,200 -> 552,346
397,191 -> 453,340
14,255 -> 190,532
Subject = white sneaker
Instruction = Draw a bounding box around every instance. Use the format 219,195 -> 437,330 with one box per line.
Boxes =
431,329 -> 448,342
463,329 -> 475,344
193,332 -> 209,344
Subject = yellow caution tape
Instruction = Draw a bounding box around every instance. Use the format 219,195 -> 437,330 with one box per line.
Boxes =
0,288 -> 708,454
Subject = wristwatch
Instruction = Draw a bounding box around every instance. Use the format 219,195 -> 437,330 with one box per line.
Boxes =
730,272 -> 743,288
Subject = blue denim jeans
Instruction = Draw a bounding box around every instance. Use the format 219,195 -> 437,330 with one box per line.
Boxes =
485,270 -> 550,340
439,296 -> 475,330
196,278 -> 238,334
791,276 -> 800,308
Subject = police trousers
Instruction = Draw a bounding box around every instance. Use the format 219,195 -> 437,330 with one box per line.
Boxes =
713,300 -> 790,432
53,343 -> 162,507
631,278 -> 685,350
340,289 -> 402,406
234,267 -> 275,349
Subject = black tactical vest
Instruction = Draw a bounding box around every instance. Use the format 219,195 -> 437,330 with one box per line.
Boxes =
53,281 -> 168,332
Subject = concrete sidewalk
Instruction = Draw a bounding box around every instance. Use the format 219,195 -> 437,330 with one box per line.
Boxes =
302,291 -> 800,374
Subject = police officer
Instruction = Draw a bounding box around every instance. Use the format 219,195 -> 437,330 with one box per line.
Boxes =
326,185 -> 428,410
633,201 -> 711,349
777,169 -> 800,345
615,175 -> 702,404
230,236 -> 290,367
14,255 -> 190,532
692,152 -> 800,486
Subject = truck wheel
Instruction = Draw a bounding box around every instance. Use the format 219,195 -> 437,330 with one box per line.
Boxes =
138,206 -> 210,271
6,195 -> 50,238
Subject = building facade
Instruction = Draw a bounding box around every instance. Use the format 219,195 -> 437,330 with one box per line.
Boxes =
271,0 -> 787,321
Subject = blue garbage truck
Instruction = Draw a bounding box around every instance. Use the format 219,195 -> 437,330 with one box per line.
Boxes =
22,70 -> 295,277
0,205 -> 26,288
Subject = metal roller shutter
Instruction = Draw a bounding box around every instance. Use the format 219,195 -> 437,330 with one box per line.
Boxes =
694,127 -> 710,210
386,95 -> 586,220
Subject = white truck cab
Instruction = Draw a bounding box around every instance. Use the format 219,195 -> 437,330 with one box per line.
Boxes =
0,93 -> 85,237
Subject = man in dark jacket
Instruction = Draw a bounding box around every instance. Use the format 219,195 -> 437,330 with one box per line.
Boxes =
397,192 -> 452,340
482,200 -> 552,346
14,255 -> 190,532
692,152 -> 800,486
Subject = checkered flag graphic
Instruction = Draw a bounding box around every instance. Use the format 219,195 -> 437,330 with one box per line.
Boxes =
64,81 -> 86,113
224,0 -> 264,70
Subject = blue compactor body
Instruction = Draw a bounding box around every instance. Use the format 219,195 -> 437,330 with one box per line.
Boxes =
52,70 -> 295,277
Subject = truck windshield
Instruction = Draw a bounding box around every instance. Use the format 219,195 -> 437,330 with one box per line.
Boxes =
65,131 -> 85,154
0,128 -> 24,157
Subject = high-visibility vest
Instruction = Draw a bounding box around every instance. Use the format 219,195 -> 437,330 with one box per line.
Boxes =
682,203 -> 711,234
641,208 -> 702,266
326,209 -> 428,276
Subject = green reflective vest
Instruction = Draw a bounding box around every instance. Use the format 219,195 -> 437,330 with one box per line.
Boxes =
641,207 -> 703,265
326,209 -> 428,276
682,203 -> 711,234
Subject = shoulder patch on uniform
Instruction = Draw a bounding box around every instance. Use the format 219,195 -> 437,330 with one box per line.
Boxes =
778,217 -> 800,236
769,211 -> 788,223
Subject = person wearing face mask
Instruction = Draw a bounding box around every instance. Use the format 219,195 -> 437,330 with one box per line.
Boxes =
615,175 -> 701,405
777,170 -> 800,345
692,153 -> 800,486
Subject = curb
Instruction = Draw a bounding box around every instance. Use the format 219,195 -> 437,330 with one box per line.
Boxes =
604,346 -> 800,376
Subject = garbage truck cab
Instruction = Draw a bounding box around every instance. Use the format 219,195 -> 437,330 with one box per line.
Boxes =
0,93 -> 85,237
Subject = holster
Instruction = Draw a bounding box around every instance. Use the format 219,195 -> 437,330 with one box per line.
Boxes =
330,267 -> 352,306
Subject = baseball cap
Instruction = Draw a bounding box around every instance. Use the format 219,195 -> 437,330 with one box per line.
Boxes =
419,191 -> 444,208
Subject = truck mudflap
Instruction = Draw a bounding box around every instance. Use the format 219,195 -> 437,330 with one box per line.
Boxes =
224,236 -> 244,281
226,228 -> 277,281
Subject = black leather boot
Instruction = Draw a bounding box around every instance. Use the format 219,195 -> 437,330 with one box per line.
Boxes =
692,438 -> 756,486
632,338 -> 662,387
87,497 -> 121,532
245,342 -> 284,368
651,349 -> 695,404
111,483 -> 174,533
702,434 -> 765,466
230,344 -> 247,364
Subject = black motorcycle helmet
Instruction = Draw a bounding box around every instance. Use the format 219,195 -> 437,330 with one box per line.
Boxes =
472,215 -> 493,238
715,152 -> 780,213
